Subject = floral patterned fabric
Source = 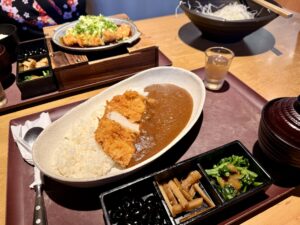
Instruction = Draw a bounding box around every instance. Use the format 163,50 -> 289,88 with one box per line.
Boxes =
0,0 -> 85,39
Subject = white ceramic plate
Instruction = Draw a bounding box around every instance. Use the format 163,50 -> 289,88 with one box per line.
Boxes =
33,66 -> 206,187
52,17 -> 141,52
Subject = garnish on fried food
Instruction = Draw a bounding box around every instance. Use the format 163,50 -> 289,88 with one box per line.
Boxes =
62,15 -> 131,47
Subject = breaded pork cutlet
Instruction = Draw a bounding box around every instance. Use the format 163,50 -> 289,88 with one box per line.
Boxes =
95,118 -> 138,168
95,90 -> 147,167
105,90 -> 146,123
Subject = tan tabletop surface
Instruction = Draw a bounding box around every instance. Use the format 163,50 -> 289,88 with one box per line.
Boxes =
1,12 -> 300,225
241,196 -> 300,225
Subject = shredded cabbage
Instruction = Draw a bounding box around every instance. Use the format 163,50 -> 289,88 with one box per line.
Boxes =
205,2 -> 256,20
177,1 -> 257,21
67,15 -> 117,36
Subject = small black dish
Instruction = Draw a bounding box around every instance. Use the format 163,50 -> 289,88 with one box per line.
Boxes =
16,67 -> 57,99
101,176 -> 172,225
100,141 -> 272,225
154,161 -> 221,225
17,38 -> 48,60
17,55 -> 50,74
198,141 -> 272,203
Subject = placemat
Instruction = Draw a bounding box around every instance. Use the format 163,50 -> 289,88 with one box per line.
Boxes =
6,68 -> 293,225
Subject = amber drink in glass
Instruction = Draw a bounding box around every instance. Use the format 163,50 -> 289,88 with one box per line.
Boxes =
204,47 -> 234,91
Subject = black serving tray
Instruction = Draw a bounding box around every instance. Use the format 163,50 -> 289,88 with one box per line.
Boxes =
100,141 -> 272,225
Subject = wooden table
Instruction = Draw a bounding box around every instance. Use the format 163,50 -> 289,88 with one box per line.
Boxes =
1,12 -> 300,225
241,196 -> 300,225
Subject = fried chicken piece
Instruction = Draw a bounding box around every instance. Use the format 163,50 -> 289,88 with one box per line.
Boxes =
95,118 -> 138,167
62,33 -> 104,47
115,24 -> 131,40
62,33 -> 78,46
102,30 -> 118,43
77,34 -> 104,47
102,24 -> 131,43
62,24 -> 131,47
106,91 -> 146,123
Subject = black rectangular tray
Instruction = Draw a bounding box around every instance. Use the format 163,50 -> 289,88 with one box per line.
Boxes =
100,141 -> 272,225
6,68 -> 294,225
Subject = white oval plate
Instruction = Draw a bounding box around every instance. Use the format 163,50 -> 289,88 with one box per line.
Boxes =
52,17 -> 141,52
33,66 -> 206,187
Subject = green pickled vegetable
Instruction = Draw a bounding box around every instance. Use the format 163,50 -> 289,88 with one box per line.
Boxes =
23,70 -> 50,81
205,155 -> 263,200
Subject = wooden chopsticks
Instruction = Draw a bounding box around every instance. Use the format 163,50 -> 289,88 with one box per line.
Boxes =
251,0 -> 293,18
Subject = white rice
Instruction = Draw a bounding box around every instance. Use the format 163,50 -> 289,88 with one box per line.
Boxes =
53,108 -> 118,179
52,89 -> 148,179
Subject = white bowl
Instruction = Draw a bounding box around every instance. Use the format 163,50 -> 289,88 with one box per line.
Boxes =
33,66 -> 206,187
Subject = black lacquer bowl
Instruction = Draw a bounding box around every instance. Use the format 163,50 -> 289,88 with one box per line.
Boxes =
180,0 -> 280,41
0,23 -> 19,62
258,96 -> 300,168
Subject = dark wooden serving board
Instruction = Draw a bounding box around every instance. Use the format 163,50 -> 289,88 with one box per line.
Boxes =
44,14 -> 160,91
6,68 -> 294,225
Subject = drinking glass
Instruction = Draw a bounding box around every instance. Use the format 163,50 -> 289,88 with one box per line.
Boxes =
204,47 -> 234,91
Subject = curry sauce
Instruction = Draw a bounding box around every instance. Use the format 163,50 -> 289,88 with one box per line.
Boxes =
129,84 -> 193,167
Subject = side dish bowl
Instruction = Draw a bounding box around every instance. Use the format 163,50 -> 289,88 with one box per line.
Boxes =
180,0 -> 280,41
32,66 -> 206,187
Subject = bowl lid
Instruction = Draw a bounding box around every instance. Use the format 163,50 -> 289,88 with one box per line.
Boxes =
262,96 -> 300,149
